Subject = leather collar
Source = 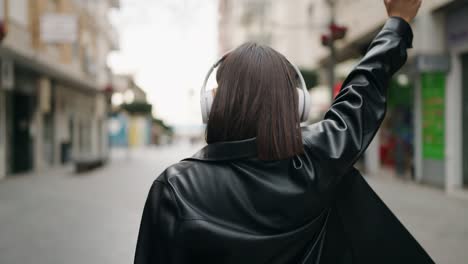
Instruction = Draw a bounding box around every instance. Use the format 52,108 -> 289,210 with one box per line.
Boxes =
188,138 -> 257,161
189,128 -> 310,161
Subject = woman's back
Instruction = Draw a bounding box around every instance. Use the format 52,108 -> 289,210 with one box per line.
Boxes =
134,2 -> 433,263
147,147 -> 329,263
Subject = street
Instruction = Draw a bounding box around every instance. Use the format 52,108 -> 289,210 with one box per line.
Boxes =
0,144 -> 467,264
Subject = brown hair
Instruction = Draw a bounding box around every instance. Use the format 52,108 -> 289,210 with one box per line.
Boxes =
206,42 -> 304,160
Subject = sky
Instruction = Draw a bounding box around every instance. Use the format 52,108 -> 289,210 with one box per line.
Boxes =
108,0 -> 219,130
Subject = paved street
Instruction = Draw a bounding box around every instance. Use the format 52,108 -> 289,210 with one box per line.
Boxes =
1,144 -> 467,264
367,177 -> 468,264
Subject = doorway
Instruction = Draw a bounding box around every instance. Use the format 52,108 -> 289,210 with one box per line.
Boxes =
11,93 -> 35,173
462,53 -> 468,188
380,73 -> 415,180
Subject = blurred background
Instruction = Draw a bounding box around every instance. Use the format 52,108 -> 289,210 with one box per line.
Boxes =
0,0 -> 467,263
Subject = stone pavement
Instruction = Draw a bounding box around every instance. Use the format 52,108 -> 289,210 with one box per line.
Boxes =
0,143 -> 201,264
0,144 -> 467,264
366,176 -> 468,264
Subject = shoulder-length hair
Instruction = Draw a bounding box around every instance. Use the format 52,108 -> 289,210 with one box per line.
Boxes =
206,42 -> 304,160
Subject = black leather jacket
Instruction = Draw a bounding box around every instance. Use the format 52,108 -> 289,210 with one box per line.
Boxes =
135,18 -> 434,264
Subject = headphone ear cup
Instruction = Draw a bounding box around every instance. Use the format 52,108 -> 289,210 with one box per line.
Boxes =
302,89 -> 311,122
206,89 -> 214,119
201,56 -> 224,124
201,91 -> 208,123
297,89 -> 305,121
297,88 -> 311,122
201,90 -> 215,124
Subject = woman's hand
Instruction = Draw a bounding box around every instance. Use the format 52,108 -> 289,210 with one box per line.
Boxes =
384,0 -> 422,23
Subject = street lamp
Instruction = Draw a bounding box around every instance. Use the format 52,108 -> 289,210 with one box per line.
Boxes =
321,0 -> 347,100
326,0 -> 336,99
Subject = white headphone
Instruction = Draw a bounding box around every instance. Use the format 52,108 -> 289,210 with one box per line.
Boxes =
200,52 -> 311,124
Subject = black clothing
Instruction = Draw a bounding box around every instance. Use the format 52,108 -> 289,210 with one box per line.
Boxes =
135,17 -> 434,264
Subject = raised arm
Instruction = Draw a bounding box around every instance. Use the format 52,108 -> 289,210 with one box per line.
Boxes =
303,1 -> 421,185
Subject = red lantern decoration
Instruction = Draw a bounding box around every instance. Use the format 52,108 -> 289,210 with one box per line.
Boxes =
321,23 -> 348,47
321,34 -> 331,46
104,84 -> 114,94
0,21 -> 7,42
330,23 -> 347,40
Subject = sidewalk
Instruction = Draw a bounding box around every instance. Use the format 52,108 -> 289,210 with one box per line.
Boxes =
0,146 -> 466,264
369,167 -> 468,199
0,144 -> 202,264
366,175 -> 468,264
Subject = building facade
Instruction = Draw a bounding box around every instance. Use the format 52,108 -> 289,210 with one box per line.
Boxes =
219,0 -> 329,69
0,0 -> 119,179
219,0 -> 468,193
322,0 -> 467,193
218,0 -> 333,121
109,74 -> 152,149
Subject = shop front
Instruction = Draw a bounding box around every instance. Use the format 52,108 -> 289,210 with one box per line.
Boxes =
379,71 -> 415,179
462,53 -> 468,188
419,67 -> 447,187
8,68 -> 38,174
461,52 -> 468,188
0,90 -> 6,179
444,3 -> 468,191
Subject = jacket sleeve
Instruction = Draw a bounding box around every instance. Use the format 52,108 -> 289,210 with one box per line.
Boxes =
134,180 -> 165,264
302,17 -> 413,187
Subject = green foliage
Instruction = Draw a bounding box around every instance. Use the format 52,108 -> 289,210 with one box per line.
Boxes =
299,69 -> 319,90
152,118 -> 174,135
388,79 -> 413,107
121,102 -> 152,115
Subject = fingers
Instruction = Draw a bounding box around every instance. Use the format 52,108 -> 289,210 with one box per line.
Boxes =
416,0 -> 422,13
384,0 -> 422,22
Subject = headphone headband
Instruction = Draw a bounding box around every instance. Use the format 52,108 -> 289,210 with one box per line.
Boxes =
200,51 -> 311,124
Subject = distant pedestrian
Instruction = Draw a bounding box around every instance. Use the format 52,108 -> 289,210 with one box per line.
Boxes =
135,0 -> 432,263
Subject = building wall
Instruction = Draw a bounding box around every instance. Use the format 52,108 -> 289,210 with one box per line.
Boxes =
0,91 -> 6,179
128,116 -> 151,148
219,0 -> 467,192
219,0 -> 328,69
444,4 -> 468,191
410,11 -> 445,186
410,11 -> 447,187
108,113 -> 151,148
219,0 -> 259,53
0,0 -> 117,177
329,0 -> 466,192
53,84 -> 108,164
109,113 -> 129,147
32,76 -> 48,172
269,0 -> 328,69
331,0 -> 452,56
409,3 -> 468,191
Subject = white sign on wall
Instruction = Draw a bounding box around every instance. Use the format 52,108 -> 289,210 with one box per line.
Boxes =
40,14 -> 78,43
416,55 -> 450,73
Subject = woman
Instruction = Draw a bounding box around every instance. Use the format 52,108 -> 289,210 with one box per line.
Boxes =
135,0 -> 433,263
